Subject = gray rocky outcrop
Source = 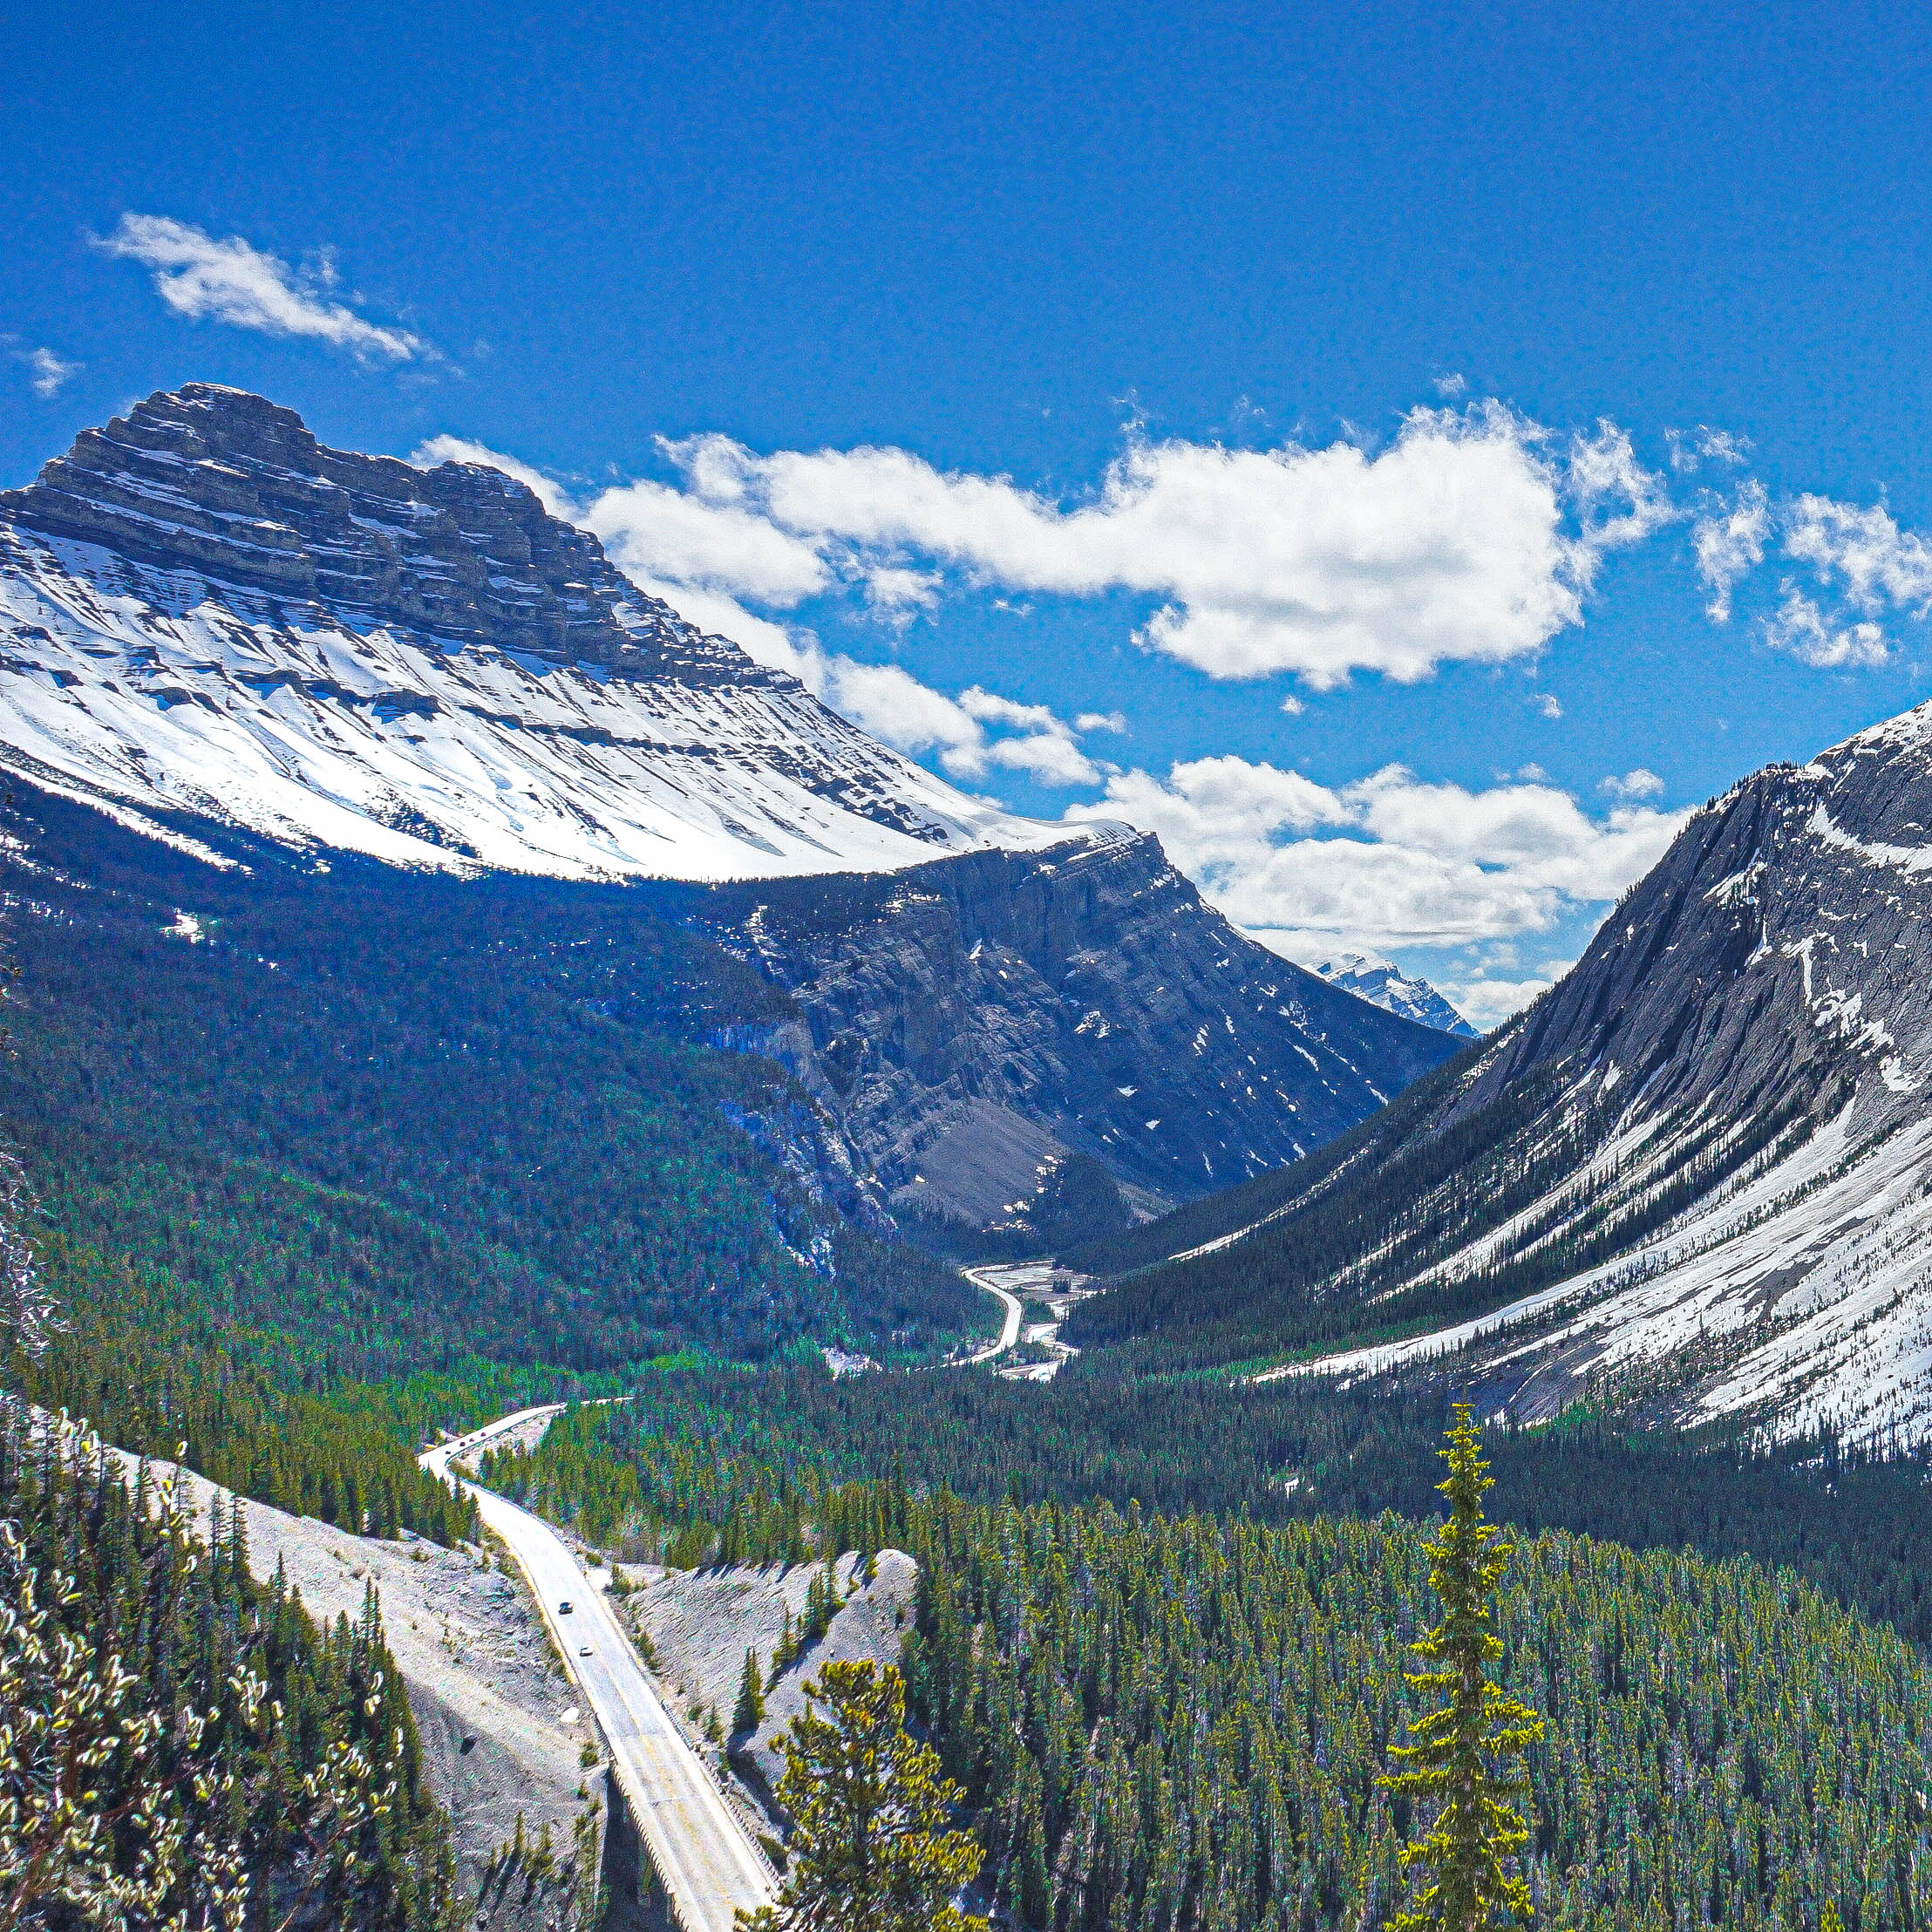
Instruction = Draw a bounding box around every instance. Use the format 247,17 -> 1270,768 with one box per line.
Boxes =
1,383 -> 767,687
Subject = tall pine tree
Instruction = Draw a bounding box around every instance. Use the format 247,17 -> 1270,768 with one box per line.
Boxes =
738,1659 -> 983,1932
734,1648 -> 766,1736
1383,1405 -> 1545,1932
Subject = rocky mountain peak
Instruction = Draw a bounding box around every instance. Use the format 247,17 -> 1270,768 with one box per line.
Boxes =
0,385 -> 1079,878
0,383 -> 768,687
1310,952 -> 1478,1037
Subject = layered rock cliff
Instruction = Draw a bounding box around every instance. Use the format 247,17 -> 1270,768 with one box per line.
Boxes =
704,833 -> 1460,1235
0,384 -> 1071,877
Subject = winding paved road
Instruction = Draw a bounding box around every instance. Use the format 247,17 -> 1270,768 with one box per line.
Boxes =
961,1267 -> 1025,1364
423,1408 -> 774,1932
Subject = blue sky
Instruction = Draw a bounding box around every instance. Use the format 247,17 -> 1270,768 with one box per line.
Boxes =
8,0 -> 1932,1023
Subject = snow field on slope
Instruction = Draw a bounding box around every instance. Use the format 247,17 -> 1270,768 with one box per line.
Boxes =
0,531 -> 1081,881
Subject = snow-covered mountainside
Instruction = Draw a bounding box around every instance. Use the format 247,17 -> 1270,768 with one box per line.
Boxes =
0,384 -> 1073,880
1077,706 -> 1932,1444
0,385 -> 1466,1247
1310,953 -> 1478,1037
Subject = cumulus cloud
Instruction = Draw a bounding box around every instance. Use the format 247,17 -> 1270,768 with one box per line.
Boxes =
1440,965 -> 1572,1031
409,432 -> 1106,785
1067,757 -> 1687,956
1601,768 -> 1665,801
1763,589 -> 1889,669
97,214 -> 424,363
657,402 -> 1668,689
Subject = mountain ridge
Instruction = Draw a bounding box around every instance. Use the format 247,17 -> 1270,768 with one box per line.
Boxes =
0,384 -> 1464,1249
1071,700 -> 1932,1444
0,384 -> 1082,881
1308,951 -> 1478,1037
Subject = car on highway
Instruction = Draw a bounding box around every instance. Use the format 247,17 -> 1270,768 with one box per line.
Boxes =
559,1600 -> 573,1613
580,1645 -> 593,1656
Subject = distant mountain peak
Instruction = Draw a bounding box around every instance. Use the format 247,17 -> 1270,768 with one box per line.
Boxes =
1310,952 -> 1478,1037
0,385 -> 1080,881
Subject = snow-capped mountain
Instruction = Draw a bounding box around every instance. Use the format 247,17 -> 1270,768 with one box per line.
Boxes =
1078,705 -> 1932,1443
0,384 -> 1077,880
1310,953 -> 1478,1037
0,385 -> 1469,1245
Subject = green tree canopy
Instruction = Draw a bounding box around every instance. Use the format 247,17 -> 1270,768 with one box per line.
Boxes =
741,1658 -> 983,1932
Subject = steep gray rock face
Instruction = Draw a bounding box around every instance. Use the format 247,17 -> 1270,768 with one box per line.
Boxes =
704,833 -> 1462,1235
1452,724 -> 1932,1138
1091,704 -> 1932,1444
1,383 -> 756,684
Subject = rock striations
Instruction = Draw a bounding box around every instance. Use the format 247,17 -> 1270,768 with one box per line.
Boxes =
1091,706 -> 1932,1442
0,384 -> 1073,879
705,833 -> 1459,1233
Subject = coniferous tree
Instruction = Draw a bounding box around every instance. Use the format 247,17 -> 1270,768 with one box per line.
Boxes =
738,1660 -> 983,1932
734,1648 -> 766,1736
1383,1405 -> 1546,1932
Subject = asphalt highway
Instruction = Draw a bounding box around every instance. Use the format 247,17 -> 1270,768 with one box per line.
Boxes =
423,1408 -> 775,1932
961,1267 -> 1025,1363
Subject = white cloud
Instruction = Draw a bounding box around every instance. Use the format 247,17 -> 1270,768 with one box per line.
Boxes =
587,477 -> 833,608
1601,767 -> 1664,800
17,346 -> 80,398
1566,420 -> 1677,556
1692,480 -> 1769,621
96,214 -> 424,363
659,402 -> 1668,690
1668,425 -> 1752,473
1067,757 -> 1686,956
1697,484 -> 1932,653
1763,588 -> 1889,669
1440,967 -> 1570,1030
1783,493 -> 1932,616
1533,693 -> 1563,720
408,432 -> 1106,785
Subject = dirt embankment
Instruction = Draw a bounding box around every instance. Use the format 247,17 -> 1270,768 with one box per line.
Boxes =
63,1422 -> 622,1920
620,1548 -> 921,1814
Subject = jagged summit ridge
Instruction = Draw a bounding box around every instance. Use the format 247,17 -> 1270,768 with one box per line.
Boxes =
0,386 -> 1081,880
1,383 -> 759,684
1310,952 -> 1477,1038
